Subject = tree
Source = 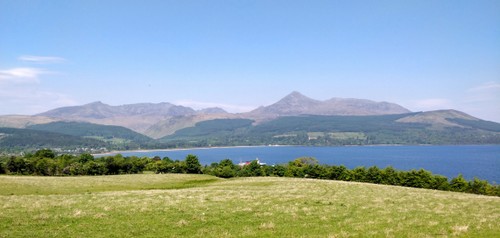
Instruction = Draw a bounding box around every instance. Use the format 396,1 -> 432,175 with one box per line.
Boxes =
83,161 -> 107,175
272,164 -> 287,177
79,153 -> 94,163
450,174 -> 468,192
468,178 -> 489,195
431,175 -> 450,191
219,159 -> 235,169
104,155 -> 122,175
366,166 -> 382,184
218,166 -> 236,178
7,156 -> 27,174
351,167 -> 367,182
326,165 -> 352,181
34,149 -> 55,159
400,169 -> 434,188
380,166 -> 400,185
0,161 -> 5,174
185,154 -> 201,174
291,157 -> 318,167
304,164 -> 326,179
241,160 -> 263,177
35,158 -> 54,176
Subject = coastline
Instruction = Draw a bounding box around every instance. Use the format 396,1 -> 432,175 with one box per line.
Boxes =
92,145 -> 293,157
91,144 -> 495,157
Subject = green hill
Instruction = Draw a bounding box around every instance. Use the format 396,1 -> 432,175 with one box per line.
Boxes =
0,127 -> 107,152
0,121 -> 159,153
28,121 -> 153,144
160,112 -> 500,146
166,119 -> 254,138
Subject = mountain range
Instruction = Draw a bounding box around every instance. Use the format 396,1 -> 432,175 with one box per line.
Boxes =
28,91 -> 414,138
244,91 -> 410,120
1,91 -> 499,152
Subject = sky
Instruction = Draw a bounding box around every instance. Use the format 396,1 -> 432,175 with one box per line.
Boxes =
1,0 -> 499,122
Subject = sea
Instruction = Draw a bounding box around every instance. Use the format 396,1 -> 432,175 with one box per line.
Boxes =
96,145 -> 500,183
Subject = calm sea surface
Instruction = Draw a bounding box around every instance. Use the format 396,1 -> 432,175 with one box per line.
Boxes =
99,145 -> 500,183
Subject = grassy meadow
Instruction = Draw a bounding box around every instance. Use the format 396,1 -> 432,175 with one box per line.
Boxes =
0,174 -> 499,237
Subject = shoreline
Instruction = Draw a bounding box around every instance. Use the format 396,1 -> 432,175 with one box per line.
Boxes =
91,144 -> 494,157
92,145 -> 292,156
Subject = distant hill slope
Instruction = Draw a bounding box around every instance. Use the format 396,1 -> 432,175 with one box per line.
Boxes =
160,110 -> 500,146
37,101 -> 196,119
0,115 -> 58,128
244,91 -> 411,120
35,102 -> 231,135
144,113 -> 237,139
27,121 -> 153,143
0,127 -> 108,152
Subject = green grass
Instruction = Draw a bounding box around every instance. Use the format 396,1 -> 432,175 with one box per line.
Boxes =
0,174 -> 219,195
1,174 -> 499,237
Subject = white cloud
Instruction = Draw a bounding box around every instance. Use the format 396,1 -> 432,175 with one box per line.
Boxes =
459,81 -> 500,122
468,81 -> 500,92
465,81 -> 500,103
0,85 -> 77,115
174,100 -> 256,113
0,61 -> 75,114
18,55 -> 66,64
0,67 -> 47,83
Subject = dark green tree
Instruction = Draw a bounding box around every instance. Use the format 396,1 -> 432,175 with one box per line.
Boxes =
218,166 -> 236,178
6,156 -> 28,174
351,167 -> 367,182
83,161 -> 107,175
380,166 -> 400,185
327,165 -> 349,180
272,164 -> 287,177
291,157 -> 319,167
366,166 -> 382,184
34,158 -> 53,176
467,178 -> 489,194
431,175 -> 450,191
185,154 -> 201,174
79,153 -> 94,163
0,161 -> 5,174
450,174 -> 468,192
243,160 -> 263,177
34,149 -> 56,159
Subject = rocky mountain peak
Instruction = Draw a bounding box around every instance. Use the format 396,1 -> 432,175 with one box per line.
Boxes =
246,91 -> 411,119
277,91 -> 319,105
197,107 -> 228,114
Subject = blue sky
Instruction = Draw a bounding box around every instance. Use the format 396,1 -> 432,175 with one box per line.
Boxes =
1,0 -> 499,121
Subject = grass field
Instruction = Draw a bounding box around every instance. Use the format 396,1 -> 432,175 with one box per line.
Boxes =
1,174 -> 499,237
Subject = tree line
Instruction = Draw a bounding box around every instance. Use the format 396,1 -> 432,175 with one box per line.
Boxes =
0,149 -> 497,197
202,157 -> 499,196
0,149 -> 149,176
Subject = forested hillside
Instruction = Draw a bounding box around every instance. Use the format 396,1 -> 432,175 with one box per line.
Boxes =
28,121 -> 153,144
160,114 -> 500,147
0,127 -> 107,153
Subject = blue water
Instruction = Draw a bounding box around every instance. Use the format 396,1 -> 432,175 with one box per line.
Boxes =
100,145 -> 500,183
